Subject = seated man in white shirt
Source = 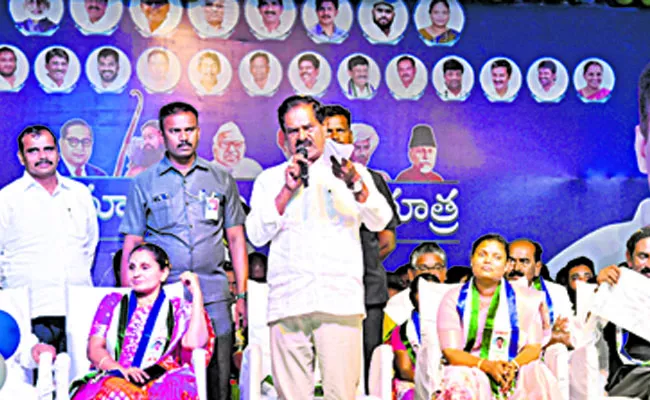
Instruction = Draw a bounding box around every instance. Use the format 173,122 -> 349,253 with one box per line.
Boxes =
246,95 -> 392,399
0,125 -> 99,357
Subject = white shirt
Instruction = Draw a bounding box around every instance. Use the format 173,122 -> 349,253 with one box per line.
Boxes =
0,172 -> 99,317
0,75 -> 19,91
246,158 -> 392,323
439,87 -> 469,101
548,199 -> 650,275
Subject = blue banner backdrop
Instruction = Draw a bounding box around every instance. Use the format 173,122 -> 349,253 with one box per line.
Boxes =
0,0 -> 648,286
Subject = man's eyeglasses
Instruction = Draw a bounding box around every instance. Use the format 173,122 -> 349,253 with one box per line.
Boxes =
414,264 -> 445,272
570,272 -> 593,281
65,137 -> 93,148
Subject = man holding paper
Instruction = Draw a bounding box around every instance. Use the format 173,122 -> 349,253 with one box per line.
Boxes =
596,226 -> 650,398
246,95 -> 392,399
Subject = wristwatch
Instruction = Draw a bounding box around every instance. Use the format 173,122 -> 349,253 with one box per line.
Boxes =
349,179 -> 363,194
235,292 -> 247,300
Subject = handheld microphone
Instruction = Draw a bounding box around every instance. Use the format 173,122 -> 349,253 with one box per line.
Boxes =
296,143 -> 309,188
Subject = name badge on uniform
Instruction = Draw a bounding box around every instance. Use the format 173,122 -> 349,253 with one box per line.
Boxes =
205,192 -> 221,220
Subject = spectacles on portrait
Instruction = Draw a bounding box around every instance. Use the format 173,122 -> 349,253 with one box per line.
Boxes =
65,137 -> 93,148
218,141 -> 244,150
142,0 -> 168,7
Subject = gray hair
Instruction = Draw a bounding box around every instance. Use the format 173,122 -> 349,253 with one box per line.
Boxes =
410,242 -> 447,268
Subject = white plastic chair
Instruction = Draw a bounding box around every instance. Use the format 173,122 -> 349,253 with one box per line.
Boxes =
570,282 -> 640,400
241,279 -> 393,400
414,281 -> 459,400
64,282 -> 207,400
0,285 -> 69,400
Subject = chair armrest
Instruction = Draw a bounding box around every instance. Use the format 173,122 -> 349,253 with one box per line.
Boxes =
54,353 -> 71,400
36,351 -> 54,400
192,348 -> 208,400
544,343 -> 569,400
367,344 -> 393,400
569,343 -> 604,400
239,344 -> 262,400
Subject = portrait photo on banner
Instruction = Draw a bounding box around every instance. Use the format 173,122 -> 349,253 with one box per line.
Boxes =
413,0 -> 464,46
358,0 -> 409,45
395,124 -> 445,183
0,45 -> 30,93
385,53 -> 428,101
10,0 -> 64,36
244,0 -> 296,40
479,56 -> 522,103
239,49 -> 283,97
526,57 -> 569,103
573,57 -> 615,104
129,0 -> 183,37
287,51 -> 332,98
337,52 -> 381,100
188,49 -> 233,96
85,46 -> 132,94
69,0 -> 124,35
136,47 -> 182,94
210,121 -> 263,180
34,45 -> 81,94
301,0 -> 353,44
187,0 -> 240,39
432,55 -> 474,102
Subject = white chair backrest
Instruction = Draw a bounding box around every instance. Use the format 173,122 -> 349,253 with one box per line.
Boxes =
0,286 -> 34,385
575,281 -> 597,324
66,282 -> 184,381
383,289 -> 412,329
247,280 -> 272,381
0,286 -> 32,348
414,281 -> 459,400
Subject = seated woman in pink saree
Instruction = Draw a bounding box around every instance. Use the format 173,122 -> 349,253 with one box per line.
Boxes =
435,234 -> 562,400
70,243 -> 215,400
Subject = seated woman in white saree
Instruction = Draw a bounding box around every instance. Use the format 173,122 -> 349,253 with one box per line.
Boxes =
435,234 -> 562,400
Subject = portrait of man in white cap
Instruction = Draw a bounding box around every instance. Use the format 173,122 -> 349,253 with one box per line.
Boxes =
211,121 -> 263,179
395,124 -> 443,182
350,122 -> 391,181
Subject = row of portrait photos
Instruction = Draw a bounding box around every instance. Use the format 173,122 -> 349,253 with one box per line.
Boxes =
0,45 -> 616,103
10,0 -> 466,46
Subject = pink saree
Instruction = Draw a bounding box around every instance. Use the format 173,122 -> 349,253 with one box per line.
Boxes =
435,281 -> 562,400
71,292 -> 215,400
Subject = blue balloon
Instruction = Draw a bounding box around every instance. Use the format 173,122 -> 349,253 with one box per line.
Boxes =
0,310 -> 20,359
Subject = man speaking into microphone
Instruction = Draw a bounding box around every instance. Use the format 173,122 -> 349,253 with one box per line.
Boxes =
246,95 -> 392,399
